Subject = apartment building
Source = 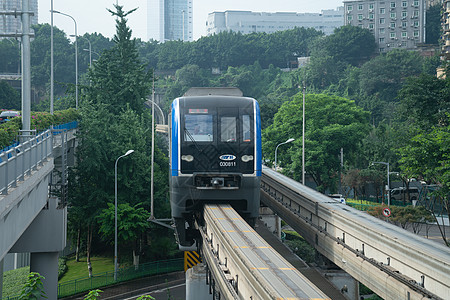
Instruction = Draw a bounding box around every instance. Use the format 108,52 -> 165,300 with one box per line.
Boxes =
343,0 -> 426,52
0,0 -> 38,35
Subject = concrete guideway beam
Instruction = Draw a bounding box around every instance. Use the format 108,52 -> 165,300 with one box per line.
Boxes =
0,158 -> 54,262
200,204 -> 329,300
261,166 -> 450,300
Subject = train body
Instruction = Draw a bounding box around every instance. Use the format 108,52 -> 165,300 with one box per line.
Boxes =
169,88 -> 262,250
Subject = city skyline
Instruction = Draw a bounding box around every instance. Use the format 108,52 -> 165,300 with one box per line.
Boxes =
37,0 -> 343,41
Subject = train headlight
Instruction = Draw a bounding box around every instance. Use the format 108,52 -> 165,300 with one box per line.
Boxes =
181,155 -> 194,162
241,155 -> 254,162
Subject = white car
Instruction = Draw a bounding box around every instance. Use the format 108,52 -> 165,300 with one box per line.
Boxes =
328,194 -> 346,204
0,110 -> 20,124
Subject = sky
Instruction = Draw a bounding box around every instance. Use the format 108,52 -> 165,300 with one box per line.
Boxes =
38,0 -> 344,41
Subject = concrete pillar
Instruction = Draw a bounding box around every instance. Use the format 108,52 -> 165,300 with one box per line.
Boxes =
324,270 -> 359,300
259,207 -> 281,239
30,252 -> 59,299
186,264 -> 212,300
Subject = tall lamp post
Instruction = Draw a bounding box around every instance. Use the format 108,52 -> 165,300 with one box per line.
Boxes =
274,138 -> 295,171
80,36 -> 92,68
114,149 -> 134,281
52,10 -> 78,109
372,161 -> 390,206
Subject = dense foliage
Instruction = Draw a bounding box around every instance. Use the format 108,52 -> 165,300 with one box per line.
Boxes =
1,2 -> 448,252
67,5 -> 173,274
0,109 -> 79,149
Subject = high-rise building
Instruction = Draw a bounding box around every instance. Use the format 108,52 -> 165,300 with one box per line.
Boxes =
343,0 -> 426,52
0,0 -> 38,35
147,0 -> 193,42
206,8 -> 344,36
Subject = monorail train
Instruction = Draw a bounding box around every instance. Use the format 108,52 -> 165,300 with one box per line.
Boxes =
169,88 -> 262,250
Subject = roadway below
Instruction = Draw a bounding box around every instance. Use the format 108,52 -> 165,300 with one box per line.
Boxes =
61,272 -> 185,300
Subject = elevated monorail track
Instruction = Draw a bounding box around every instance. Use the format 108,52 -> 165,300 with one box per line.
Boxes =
260,166 -> 450,300
200,204 -> 330,299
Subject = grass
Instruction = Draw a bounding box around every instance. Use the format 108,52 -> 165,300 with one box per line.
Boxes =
59,256 -> 114,283
1,256 -> 114,298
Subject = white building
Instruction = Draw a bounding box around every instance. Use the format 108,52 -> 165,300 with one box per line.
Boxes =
206,8 -> 344,36
147,0 -> 193,42
0,0 -> 38,35
343,0 -> 426,52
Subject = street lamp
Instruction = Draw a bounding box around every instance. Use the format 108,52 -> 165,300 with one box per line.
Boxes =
79,36 -> 91,68
114,149 -> 134,281
372,161 -> 390,206
52,10 -> 78,109
274,138 -> 295,171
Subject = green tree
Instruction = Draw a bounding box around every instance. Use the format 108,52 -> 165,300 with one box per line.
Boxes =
97,203 -> 150,267
0,80 -> 20,109
311,25 -> 376,67
358,49 -> 425,124
0,39 -> 20,73
87,5 -> 152,115
397,74 -> 450,130
425,4 -> 442,45
30,24 -> 75,99
263,93 -> 370,191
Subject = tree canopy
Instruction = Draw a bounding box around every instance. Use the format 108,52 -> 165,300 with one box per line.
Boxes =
263,93 -> 370,191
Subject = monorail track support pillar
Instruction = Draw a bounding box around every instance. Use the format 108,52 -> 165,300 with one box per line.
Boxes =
186,263 -> 212,300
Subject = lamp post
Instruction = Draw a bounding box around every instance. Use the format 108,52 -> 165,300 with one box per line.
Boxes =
52,10 -> 78,109
274,138 -> 294,171
50,2 -> 54,114
114,149 -> 134,281
372,161 -> 390,206
79,36 -> 91,68
302,82 -> 306,184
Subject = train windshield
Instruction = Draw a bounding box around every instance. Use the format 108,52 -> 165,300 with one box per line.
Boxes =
184,114 -> 213,142
221,117 -> 236,142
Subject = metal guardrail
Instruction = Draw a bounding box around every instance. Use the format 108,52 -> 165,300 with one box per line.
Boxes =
0,130 -> 53,196
57,258 -> 184,298
0,259 -> 184,300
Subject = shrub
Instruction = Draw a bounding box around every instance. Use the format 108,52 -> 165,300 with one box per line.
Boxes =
58,257 -> 68,280
0,109 -> 79,149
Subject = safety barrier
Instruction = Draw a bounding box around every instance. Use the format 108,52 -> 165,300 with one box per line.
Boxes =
57,258 -> 184,298
0,130 -> 53,195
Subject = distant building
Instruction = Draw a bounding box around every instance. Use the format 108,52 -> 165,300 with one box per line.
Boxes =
147,0 -> 193,42
206,8 -> 344,36
0,0 -> 38,36
343,0 -> 426,52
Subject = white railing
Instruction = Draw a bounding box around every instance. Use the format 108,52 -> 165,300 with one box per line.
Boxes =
0,130 -> 53,195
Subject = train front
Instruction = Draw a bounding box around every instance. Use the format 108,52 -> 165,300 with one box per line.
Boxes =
169,95 -> 262,249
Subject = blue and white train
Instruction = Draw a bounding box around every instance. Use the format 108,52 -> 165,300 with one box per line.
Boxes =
169,88 -> 262,250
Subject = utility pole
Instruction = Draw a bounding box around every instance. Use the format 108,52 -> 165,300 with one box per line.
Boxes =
302,82 -> 306,185
0,1 -> 32,133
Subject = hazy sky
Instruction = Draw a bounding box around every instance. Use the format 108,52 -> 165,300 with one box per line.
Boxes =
38,0 -> 343,41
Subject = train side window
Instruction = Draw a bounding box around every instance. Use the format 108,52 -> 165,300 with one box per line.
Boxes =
242,115 -> 251,142
184,114 -> 213,142
221,117 -> 236,142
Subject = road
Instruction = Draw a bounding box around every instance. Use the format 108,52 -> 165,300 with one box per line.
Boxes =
123,282 -> 186,300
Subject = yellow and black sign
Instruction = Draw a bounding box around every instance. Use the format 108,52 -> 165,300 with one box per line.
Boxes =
184,251 -> 202,272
